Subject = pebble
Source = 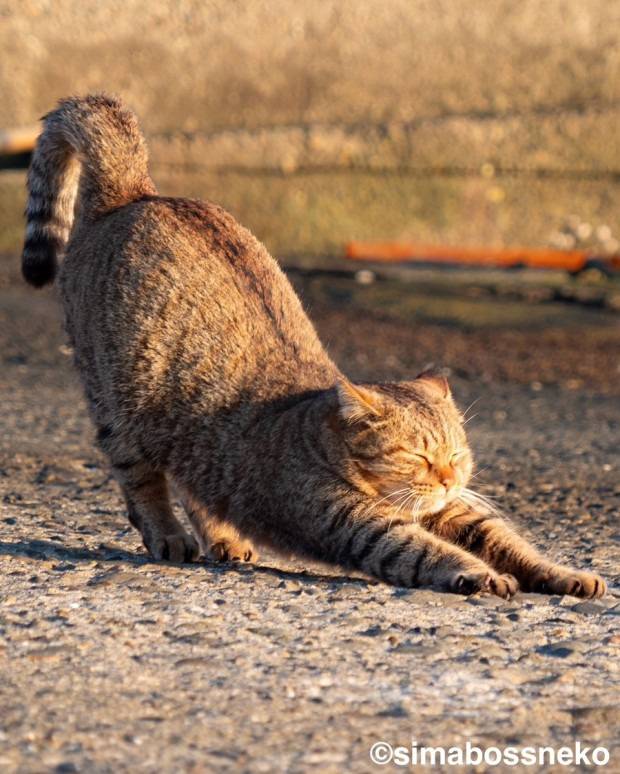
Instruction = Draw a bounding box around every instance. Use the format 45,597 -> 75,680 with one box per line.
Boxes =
466,595 -> 506,608
571,601 -> 608,616
537,638 -> 591,658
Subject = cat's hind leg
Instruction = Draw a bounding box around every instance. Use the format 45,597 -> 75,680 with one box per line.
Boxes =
114,460 -> 199,562
180,492 -> 257,563
97,426 -> 199,562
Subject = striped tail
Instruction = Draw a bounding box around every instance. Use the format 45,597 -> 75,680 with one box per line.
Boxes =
21,93 -> 157,287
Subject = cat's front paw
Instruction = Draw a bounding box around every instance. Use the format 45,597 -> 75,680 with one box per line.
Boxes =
488,572 -> 519,599
533,567 -> 607,598
451,570 -> 518,599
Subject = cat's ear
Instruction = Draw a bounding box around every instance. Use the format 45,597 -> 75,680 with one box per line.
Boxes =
415,370 -> 451,400
335,378 -> 383,422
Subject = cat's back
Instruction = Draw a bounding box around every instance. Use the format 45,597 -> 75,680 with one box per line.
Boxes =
63,195 -> 282,316
61,195 -> 335,404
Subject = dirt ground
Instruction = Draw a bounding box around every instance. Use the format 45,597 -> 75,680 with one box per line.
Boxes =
0,268 -> 619,772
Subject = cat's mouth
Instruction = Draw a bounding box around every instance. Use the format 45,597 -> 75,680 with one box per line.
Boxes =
388,486 -> 463,520
422,497 -> 448,515
378,483 -> 466,520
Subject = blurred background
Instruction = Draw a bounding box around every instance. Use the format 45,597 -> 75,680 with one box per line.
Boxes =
0,0 -> 619,391
1,0 -> 620,258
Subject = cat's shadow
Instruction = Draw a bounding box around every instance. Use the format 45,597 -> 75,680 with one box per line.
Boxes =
0,538 -> 373,588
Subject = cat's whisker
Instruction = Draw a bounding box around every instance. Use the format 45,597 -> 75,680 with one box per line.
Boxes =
357,487 -> 412,528
373,489 -> 409,511
410,496 -> 424,521
385,488 -> 412,501
459,487 -> 496,501
376,489 -> 412,527
391,489 -> 414,507
462,396 -> 481,420
392,489 -> 423,522
458,487 -> 503,516
396,492 -> 415,518
389,490 -> 414,523
391,487 -> 415,504
469,466 -> 489,481
381,489 -> 415,533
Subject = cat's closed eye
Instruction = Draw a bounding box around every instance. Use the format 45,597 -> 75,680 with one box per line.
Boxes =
410,453 -> 431,469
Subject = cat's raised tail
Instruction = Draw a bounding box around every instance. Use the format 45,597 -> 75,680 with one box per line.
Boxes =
21,93 -> 157,287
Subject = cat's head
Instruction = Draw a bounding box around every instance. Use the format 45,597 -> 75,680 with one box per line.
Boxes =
334,372 -> 474,517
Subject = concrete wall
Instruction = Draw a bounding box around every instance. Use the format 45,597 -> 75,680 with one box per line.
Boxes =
1,0 -> 619,257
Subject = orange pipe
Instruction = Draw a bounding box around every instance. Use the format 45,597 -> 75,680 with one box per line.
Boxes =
0,126 -> 39,156
345,241 -> 591,272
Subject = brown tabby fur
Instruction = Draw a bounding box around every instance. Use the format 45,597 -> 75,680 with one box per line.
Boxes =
21,94 -> 606,599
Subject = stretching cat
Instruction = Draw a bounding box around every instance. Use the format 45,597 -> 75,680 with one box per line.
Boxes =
21,94 -> 606,599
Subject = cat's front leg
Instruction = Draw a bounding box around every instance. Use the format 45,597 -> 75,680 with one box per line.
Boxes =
425,502 -> 607,598
321,500 -> 517,597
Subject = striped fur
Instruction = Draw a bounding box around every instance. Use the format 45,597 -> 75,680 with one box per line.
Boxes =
22,94 -> 156,287
422,502 -> 607,598
20,94 -> 606,599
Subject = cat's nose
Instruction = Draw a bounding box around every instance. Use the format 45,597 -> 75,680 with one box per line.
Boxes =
437,468 -> 456,490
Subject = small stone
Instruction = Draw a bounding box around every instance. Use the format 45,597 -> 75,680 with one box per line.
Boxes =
406,590 -> 465,606
358,625 -> 383,637
536,639 -> 590,658
537,644 -> 575,658
355,269 -> 376,285
377,703 -> 408,718
466,595 -> 505,608
520,593 -> 556,606
52,562 -> 77,572
27,645 -> 67,660
571,601 -> 607,615
389,639 -> 434,655
487,668 -> 530,685
87,568 -> 141,587
175,657 -> 211,667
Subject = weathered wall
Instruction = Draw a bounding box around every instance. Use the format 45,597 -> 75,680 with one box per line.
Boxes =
1,0 -> 619,256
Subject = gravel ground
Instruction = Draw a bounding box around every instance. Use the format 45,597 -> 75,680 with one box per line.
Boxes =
0,277 -> 619,773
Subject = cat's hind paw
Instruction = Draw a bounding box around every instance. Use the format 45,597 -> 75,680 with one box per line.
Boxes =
149,532 -> 200,563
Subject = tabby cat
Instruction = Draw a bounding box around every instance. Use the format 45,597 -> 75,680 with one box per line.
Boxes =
21,94 -> 606,598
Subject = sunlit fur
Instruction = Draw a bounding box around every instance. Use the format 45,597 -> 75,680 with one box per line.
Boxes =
20,94 -> 606,599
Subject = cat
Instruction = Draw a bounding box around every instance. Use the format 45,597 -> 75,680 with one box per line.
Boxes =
21,94 -> 606,599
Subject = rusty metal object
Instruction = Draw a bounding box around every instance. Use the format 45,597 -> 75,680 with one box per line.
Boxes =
0,126 -> 39,156
345,241 -> 619,273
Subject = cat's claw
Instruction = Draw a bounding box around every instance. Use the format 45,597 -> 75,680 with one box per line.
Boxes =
534,569 -> 607,598
149,532 -> 200,563
208,540 -> 255,563
453,570 -> 518,599
487,572 -> 519,599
